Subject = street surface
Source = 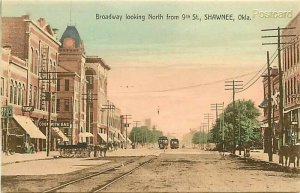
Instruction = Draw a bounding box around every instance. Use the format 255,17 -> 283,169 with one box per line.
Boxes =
2,148 -> 300,192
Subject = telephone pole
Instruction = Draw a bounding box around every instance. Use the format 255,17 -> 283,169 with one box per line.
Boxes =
133,120 -> 141,145
210,103 -> 224,150
102,101 -> 115,144
210,103 -> 223,119
225,80 -> 243,154
122,114 -> 132,149
82,90 -> 97,145
262,27 -> 296,147
204,113 -> 213,148
201,122 -> 208,149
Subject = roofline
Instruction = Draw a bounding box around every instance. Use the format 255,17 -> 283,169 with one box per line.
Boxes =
23,18 -> 61,47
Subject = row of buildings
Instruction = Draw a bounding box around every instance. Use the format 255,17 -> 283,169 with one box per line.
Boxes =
260,13 -> 300,152
1,15 -> 129,152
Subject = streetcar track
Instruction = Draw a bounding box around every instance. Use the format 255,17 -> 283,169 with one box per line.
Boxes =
42,156 -> 156,193
42,159 -> 136,193
93,157 -> 156,192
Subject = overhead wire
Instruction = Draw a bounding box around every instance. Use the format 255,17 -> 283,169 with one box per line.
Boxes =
237,31 -> 300,93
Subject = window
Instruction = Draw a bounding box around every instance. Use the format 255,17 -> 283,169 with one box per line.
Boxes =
9,80 -> 13,103
34,86 -> 37,108
29,84 -> 32,106
297,44 -> 299,63
14,81 -> 18,104
64,99 -> 70,111
294,43 -> 296,65
57,79 -> 61,91
30,48 -> 34,73
65,79 -> 69,91
22,84 -> 26,106
35,51 -> 39,74
0,77 -> 4,96
56,99 -> 60,112
18,83 -> 21,105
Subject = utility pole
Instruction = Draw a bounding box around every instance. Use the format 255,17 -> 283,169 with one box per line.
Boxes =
262,27 -> 295,148
210,103 -> 223,120
225,80 -> 243,154
267,51 -> 273,161
204,113 -> 213,148
221,102 -> 225,155
102,101 -> 115,144
201,122 -> 208,149
82,90 -> 97,144
210,103 -> 224,151
122,114 -> 132,149
133,120 -> 141,146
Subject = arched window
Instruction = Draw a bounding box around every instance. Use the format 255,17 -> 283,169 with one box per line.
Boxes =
18,83 -> 22,105
14,81 -> 18,104
9,80 -> 13,103
30,47 -> 34,72
35,50 -> 39,74
49,60 -> 52,81
22,84 -> 26,106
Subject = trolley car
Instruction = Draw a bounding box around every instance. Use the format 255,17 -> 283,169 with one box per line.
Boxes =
158,136 -> 169,149
170,138 -> 179,149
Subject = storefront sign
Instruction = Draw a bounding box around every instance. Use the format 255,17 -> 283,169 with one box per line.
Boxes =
22,106 -> 34,112
38,120 -> 71,128
1,106 -> 13,118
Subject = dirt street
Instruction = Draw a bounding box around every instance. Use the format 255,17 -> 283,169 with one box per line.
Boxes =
2,149 -> 300,192
104,149 -> 300,192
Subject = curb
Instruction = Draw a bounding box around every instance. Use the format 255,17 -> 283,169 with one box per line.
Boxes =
231,153 -> 300,173
2,155 -> 61,166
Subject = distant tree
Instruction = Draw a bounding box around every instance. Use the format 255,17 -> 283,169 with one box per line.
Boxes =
210,99 -> 261,152
192,131 -> 208,144
129,126 -> 163,145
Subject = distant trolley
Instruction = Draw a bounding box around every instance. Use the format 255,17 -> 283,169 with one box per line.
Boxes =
158,136 -> 169,149
170,138 -> 179,149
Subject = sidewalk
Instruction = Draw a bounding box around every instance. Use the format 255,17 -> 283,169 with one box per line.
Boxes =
1,148 -> 160,165
234,149 -> 300,171
1,151 -> 60,165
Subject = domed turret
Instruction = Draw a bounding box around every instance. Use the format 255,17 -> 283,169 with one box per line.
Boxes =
60,26 -> 84,49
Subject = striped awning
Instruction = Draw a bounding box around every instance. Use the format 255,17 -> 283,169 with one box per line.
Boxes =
52,127 -> 69,142
14,115 -> 46,139
79,132 -> 93,138
98,133 -> 112,143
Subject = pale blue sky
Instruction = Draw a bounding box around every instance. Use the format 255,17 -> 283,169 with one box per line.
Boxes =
2,1 -> 300,137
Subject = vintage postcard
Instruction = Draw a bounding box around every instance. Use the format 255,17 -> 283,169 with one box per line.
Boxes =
1,0 -> 300,192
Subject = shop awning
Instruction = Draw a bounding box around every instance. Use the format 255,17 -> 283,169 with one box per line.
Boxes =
14,115 -> 46,139
113,137 -> 121,143
260,123 -> 269,128
98,133 -> 112,143
258,99 -> 268,108
52,127 -> 69,142
126,137 -> 132,144
117,131 -> 126,142
79,132 -> 93,138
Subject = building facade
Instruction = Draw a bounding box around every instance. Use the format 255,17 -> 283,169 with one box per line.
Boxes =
282,12 -> 300,145
57,25 -> 88,145
260,12 -> 300,151
1,15 -> 62,152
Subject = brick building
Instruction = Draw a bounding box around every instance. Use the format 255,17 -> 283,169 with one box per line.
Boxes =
260,12 -> 300,151
57,25 -> 89,145
282,12 -> 300,145
1,15 -> 66,152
